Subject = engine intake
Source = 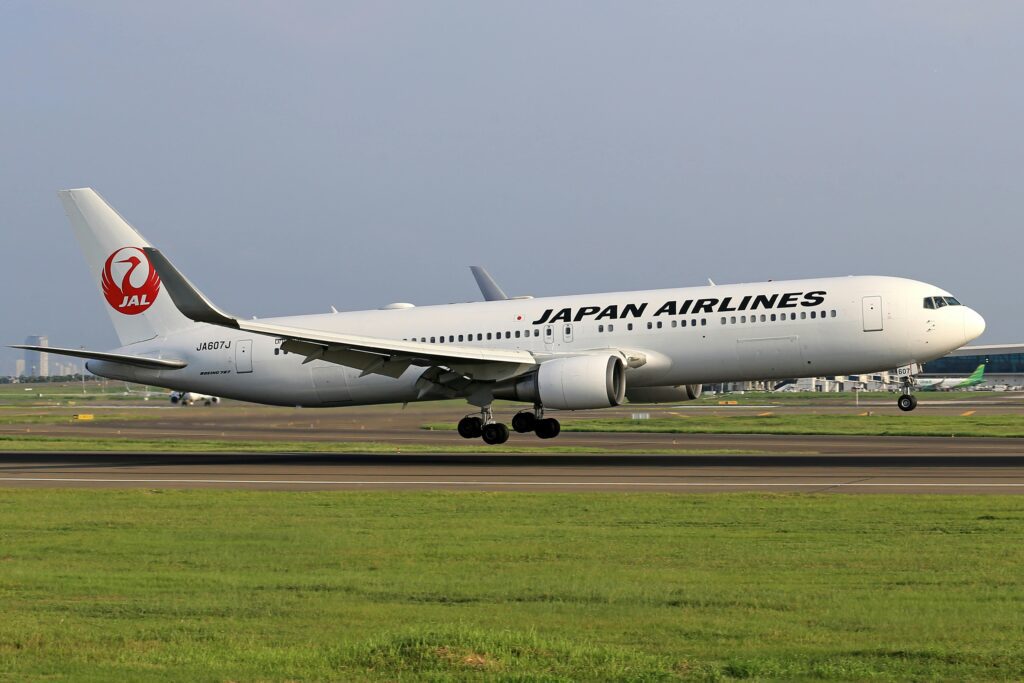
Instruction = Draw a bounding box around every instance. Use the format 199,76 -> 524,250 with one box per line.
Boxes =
496,355 -> 626,410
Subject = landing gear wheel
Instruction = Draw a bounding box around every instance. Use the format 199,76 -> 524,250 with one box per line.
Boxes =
457,416 -> 483,439
481,422 -> 510,445
511,411 -> 537,433
534,418 -> 561,439
897,395 -> 918,412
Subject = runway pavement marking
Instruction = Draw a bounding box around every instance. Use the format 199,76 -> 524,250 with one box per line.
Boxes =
2,476 -> 1024,487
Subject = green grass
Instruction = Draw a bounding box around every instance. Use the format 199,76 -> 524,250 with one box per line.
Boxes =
1,491 -> 1023,680
0,412 -> 150,425
427,414 -> 1024,438
690,390 -> 995,404
0,434 -> 760,456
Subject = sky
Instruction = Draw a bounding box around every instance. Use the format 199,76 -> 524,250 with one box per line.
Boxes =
2,2 -> 1023,375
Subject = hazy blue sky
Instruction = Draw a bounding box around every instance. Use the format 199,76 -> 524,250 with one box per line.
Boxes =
2,2 -> 1022,374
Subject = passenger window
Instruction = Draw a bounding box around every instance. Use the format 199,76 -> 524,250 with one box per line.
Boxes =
506,331 -> 511,339
810,311 -> 816,319
477,333 -> 482,341
514,330 -> 519,338
449,336 -> 454,342
486,333 -> 492,340
598,324 -> 604,333
657,321 -> 662,329
628,323 -> 634,331
800,312 -> 806,320
608,324 -> 614,332
458,335 -> 464,342
647,321 -> 653,329
831,310 -> 837,318
430,336 -> 436,343
701,318 -> 707,326
924,297 -> 935,309
720,317 -> 727,325
771,314 -> 777,321
671,320 -> 677,328
681,320 -> 686,327
534,329 -> 539,337
760,314 -> 766,322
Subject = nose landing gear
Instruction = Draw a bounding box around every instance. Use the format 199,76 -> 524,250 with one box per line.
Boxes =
897,372 -> 918,412
897,394 -> 918,412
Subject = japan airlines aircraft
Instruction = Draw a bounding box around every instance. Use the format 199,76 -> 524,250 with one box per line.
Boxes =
13,189 -> 986,444
918,364 -> 986,391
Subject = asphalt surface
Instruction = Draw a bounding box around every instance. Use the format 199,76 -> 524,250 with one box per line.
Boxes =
4,451 -> 1024,493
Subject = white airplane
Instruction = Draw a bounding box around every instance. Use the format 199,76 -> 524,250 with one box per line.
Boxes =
13,189 -> 986,444
169,391 -> 220,406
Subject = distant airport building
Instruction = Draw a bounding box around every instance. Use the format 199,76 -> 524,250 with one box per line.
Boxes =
747,344 -> 1024,393
23,335 -> 49,378
922,344 -> 1024,389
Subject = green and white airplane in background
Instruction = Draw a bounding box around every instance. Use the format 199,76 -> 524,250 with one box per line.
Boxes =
918,364 -> 986,391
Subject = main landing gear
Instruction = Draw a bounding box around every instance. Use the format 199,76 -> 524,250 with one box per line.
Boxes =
457,405 -> 560,444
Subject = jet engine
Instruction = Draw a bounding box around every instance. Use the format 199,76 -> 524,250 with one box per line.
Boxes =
495,355 -> 626,410
625,384 -> 703,403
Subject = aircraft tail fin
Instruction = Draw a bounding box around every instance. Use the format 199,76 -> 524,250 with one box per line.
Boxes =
58,188 -> 194,346
969,364 -> 985,382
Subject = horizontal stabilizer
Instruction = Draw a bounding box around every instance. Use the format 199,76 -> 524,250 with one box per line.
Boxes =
9,345 -> 187,370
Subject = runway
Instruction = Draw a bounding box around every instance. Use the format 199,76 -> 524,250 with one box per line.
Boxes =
4,452 -> 1024,493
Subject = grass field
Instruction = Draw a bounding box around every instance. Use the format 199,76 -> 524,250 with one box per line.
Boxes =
688,390 -> 993,404
0,491 -> 1022,681
426,414 -> 1024,438
0,434 -> 761,456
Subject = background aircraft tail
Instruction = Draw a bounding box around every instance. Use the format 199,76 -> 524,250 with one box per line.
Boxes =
968,364 -> 986,383
59,188 -> 194,346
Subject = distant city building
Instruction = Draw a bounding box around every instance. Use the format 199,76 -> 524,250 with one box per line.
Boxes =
23,335 -> 49,378
14,359 -> 25,378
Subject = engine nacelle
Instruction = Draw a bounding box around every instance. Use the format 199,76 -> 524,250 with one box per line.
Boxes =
626,384 -> 703,404
496,355 -> 626,410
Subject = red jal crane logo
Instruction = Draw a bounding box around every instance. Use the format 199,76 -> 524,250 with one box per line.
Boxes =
101,247 -> 161,315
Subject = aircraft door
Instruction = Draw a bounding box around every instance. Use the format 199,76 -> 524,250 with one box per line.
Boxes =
562,324 -> 574,344
543,324 -> 554,350
235,339 -> 253,373
862,297 -> 883,332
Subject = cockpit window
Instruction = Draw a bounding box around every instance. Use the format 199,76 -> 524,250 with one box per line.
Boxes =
924,295 -> 962,309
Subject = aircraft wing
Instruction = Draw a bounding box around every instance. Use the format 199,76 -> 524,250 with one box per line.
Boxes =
145,248 -> 537,382
9,344 -> 187,370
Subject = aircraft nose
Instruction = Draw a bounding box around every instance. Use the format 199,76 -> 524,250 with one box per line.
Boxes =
964,307 -> 986,342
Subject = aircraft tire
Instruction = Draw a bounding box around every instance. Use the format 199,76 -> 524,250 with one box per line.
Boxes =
511,411 -> 537,433
457,416 -> 483,439
535,418 -> 561,439
482,422 -> 510,445
897,395 -> 917,412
